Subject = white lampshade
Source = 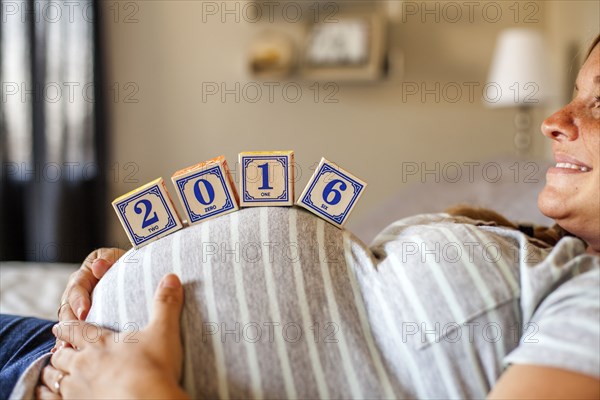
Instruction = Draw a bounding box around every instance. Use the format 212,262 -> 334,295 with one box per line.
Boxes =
486,29 -> 551,107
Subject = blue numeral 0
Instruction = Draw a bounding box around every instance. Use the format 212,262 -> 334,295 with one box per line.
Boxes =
322,179 -> 346,205
134,199 -> 159,228
258,162 -> 273,190
194,179 -> 215,205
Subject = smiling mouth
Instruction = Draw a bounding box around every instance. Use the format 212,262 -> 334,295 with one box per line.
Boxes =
555,162 -> 592,172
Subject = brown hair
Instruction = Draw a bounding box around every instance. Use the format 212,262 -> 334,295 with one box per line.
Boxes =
586,33 -> 600,59
445,205 -> 566,247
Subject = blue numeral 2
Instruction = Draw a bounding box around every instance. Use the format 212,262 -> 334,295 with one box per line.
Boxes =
134,199 -> 159,228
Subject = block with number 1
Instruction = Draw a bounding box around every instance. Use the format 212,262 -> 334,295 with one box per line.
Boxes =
297,157 -> 367,228
239,151 -> 294,207
112,178 -> 184,248
171,156 -> 239,225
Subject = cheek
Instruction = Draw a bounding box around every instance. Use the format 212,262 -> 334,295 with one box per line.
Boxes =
581,117 -> 600,159
585,136 -> 600,165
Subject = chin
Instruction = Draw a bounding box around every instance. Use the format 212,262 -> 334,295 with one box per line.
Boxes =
537,185 -> 569,221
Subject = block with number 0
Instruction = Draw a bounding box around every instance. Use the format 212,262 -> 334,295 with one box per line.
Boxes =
112,178 -> 184,248
297,157 -> 367,228
171,156 -> 239,225
239,151 -> 294,207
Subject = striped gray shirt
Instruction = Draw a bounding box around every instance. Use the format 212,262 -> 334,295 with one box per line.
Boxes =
11,207 -> 600,399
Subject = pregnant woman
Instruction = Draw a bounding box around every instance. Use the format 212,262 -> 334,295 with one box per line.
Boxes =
2,34 -> 599,399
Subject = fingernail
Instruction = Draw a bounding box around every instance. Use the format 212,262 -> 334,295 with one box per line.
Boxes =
160,274 -> 181,289
59,341 -> 66,350
52,324 -> 58,335
77,306 -> 85,319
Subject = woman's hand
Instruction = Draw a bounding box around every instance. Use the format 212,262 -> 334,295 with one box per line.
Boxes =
38,274 -> 189,400
59,247 -> 126,321
53,248 -> 126,351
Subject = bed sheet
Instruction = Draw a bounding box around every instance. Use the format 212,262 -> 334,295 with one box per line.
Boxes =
0,262 -> 76,320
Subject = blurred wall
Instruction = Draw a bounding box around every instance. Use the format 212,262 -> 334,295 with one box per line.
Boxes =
101,1 -> 599,245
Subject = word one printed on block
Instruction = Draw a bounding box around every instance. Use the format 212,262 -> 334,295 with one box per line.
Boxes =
239,150 -> 295,207
112,178 -> 183,248
171,156 -> 239,226
297,157 -> 367,228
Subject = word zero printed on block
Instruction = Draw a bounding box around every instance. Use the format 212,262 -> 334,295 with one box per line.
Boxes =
112,178 -> 183,248
297,157 -> 367,228
171,156 -> 239,225
239,150 -> 295,207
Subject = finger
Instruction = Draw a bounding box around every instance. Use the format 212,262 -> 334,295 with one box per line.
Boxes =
41,364 -> 63,394
56,301 -> 77,323
51,340 -> 71,354
51,347 -> 77,372
63,248 -> 125,321
91,248 -> 126,279
52,321 -> 102,350
148,274 -> 184,336
37,385 -> 61,400
65,278 -> 92,321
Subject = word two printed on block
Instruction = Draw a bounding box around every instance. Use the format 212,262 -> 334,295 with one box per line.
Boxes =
171,156 -> 239,225
297,157 -> 367,228
239,151 -> 294,207
112,178 -> 183,248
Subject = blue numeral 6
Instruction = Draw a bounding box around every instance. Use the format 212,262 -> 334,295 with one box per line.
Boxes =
323,179 -> 346,205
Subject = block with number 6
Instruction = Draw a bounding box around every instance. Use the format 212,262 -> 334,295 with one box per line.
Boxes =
112,178 -> 184,248
239,150 -> 294,207
171,156 -> 239,225
297,157 -> 367,228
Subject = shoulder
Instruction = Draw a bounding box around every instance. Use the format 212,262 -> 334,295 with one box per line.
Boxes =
504,242 -> 600,378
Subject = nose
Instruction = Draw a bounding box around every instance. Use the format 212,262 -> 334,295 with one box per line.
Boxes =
541,104 -> 578,142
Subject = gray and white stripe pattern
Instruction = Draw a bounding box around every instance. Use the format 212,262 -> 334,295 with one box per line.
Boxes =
88,207 -> 397,398
78,208 -> 600,399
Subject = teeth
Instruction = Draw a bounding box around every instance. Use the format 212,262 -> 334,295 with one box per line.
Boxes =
555,162 -> 590,172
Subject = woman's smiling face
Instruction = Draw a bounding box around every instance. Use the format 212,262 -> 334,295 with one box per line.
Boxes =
538,42 -> 600,254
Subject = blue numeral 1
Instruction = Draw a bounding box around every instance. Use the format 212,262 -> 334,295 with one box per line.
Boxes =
258,162 -> 273,190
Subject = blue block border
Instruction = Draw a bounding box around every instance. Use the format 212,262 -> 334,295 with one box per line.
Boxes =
115,184 -> 178,246
174,165 -> 235,223
241,155 -> 290,203
300,163 -> 364,225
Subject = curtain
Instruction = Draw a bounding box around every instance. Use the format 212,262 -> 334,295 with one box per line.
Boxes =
1,0 -> 107,262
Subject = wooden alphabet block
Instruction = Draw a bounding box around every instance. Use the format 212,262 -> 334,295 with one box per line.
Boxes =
171,156 -> 239,225
112,178 -> 183,248
297,157 -> 367,228
239,151 -> 294,207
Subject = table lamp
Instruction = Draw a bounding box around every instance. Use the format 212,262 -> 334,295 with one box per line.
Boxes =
486,28 -> 552,155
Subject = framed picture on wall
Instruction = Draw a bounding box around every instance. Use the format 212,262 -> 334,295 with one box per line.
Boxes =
300,13 -> 387,82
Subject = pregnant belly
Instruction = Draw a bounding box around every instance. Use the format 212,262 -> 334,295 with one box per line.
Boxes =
87,207 -> 399,399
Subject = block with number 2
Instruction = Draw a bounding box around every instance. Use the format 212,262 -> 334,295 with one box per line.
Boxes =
239,151 -> 294,207
171,156 -> 239,225
112,178 -> 184,248
297,157 -> 367,228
